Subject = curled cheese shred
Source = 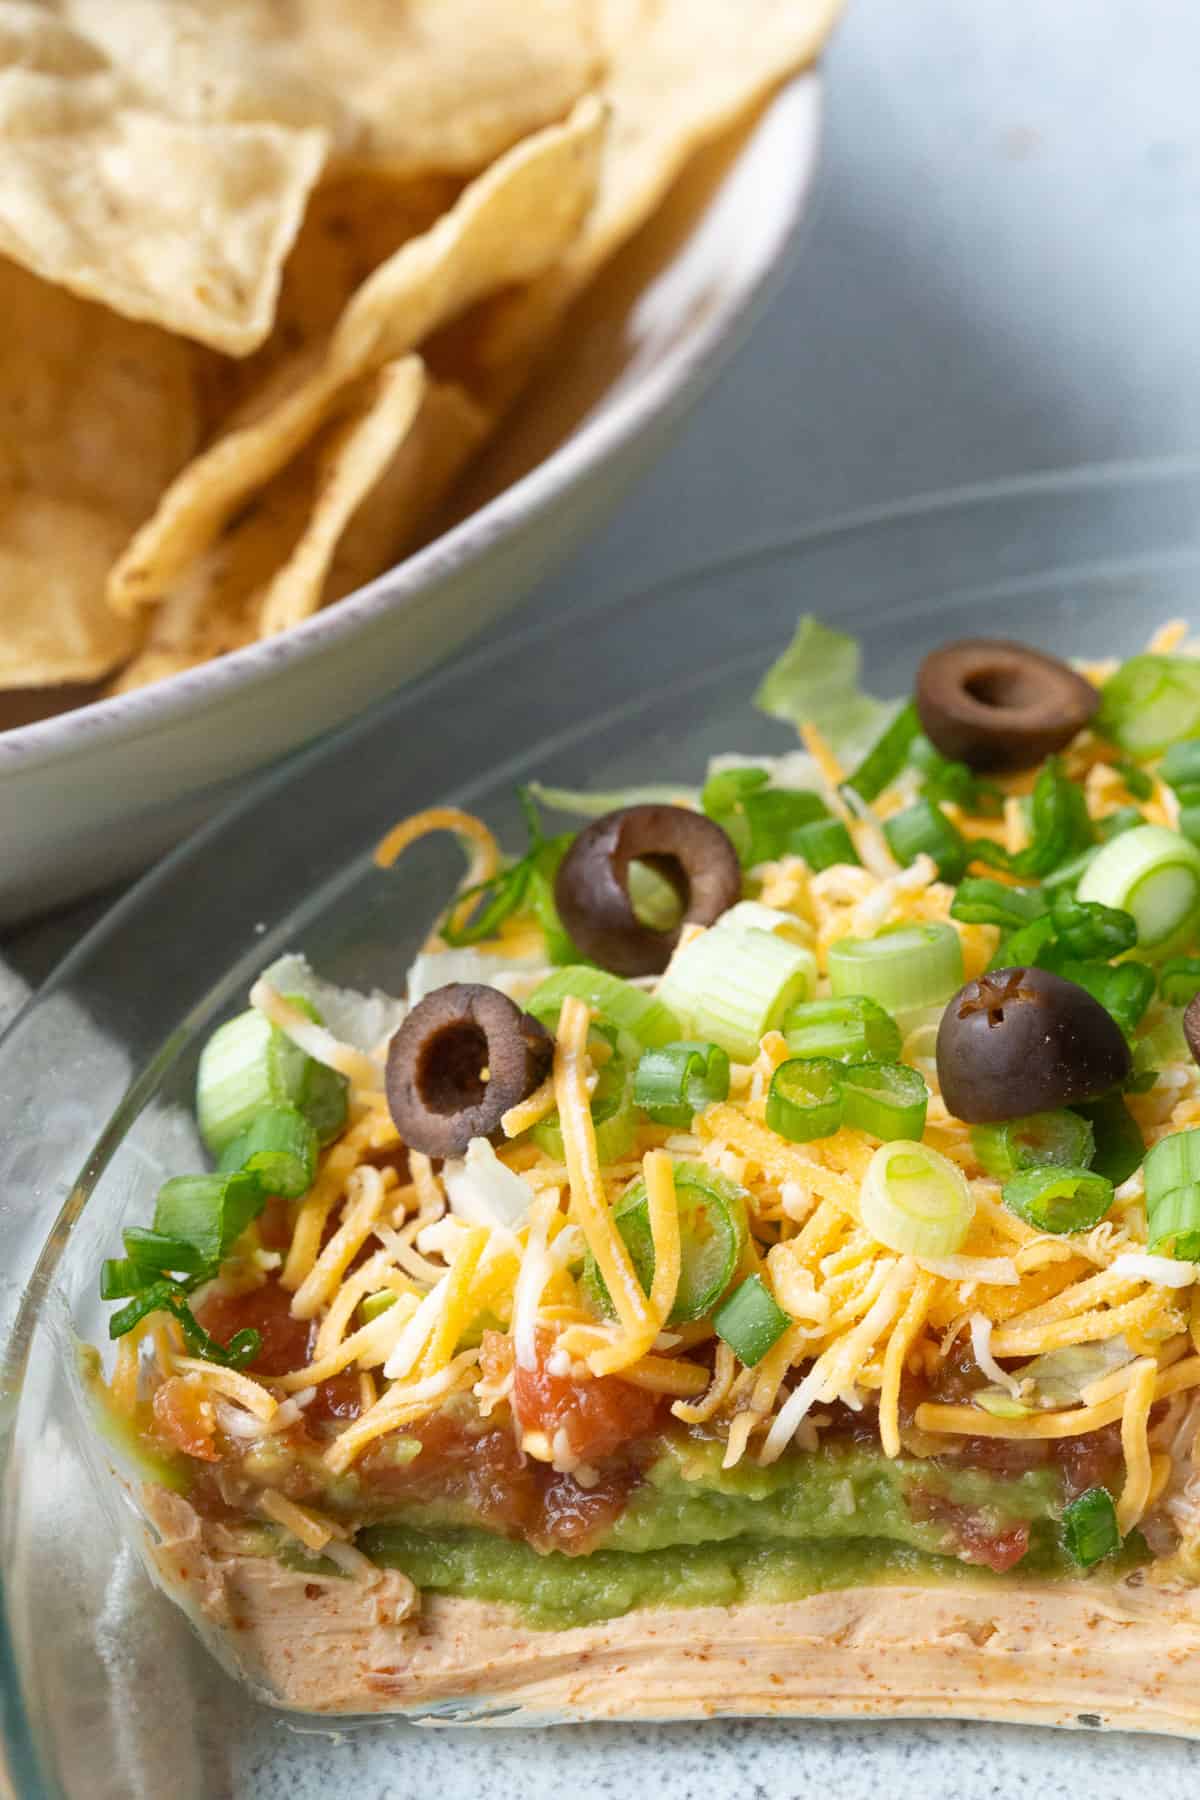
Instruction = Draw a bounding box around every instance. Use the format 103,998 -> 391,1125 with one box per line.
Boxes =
554,996 -> 656,1352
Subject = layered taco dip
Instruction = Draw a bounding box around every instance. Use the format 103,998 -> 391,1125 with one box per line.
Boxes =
87,618 -> 1200,1728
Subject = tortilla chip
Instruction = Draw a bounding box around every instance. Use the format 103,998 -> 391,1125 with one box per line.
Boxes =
106,98 -> 605,618
217,170 -> 464,421
0,254 -> 200,686
112,359 -> 428,683
320,380 -> 489,610
0,495 -> 141,687
432,0 -> 842,413
0,4 -> 328,353
255,359 -> 429,638
61,0 -> 602,181
112,360 -> 488,691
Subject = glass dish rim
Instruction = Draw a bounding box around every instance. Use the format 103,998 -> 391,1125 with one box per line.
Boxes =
12,449 -> 1200,1041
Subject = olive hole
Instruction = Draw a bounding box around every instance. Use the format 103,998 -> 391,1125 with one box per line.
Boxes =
628,856 -> 687,933
963,667 -> 1042,712
418,1020 -> 489,1114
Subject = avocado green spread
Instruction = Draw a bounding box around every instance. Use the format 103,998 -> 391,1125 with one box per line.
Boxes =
355,1438 -> 1108,1628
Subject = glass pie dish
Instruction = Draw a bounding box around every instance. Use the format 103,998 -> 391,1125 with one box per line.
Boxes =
5,464 -> 1200,1796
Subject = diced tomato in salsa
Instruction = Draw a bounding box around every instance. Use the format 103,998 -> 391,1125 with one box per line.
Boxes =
196,1280 -> 312,1378
152,1376 -> 219,1462
909,1487 -> 1032,1572
510,1330 -> 662,1462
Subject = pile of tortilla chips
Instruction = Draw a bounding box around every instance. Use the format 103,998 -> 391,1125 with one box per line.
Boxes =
0,0 -> 839,704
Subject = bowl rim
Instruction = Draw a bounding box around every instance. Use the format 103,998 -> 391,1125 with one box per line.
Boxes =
0,71 -> 823,777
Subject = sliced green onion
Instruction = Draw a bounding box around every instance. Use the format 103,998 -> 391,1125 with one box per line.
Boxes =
533,1056 -> 636,1164
585,1162 -> 748,1325
216,1103 -> 317,1199
526,836 -> 580,962
1050,958 -> 1155,1036
975,759 -> 1094,880
360,1290 -> 398,1325
1113,758 -> 1155,800
1077,824 -> 1200,951
196,1009 -> 310,1156
1133,1006 -> 1189,1073
1002,1166 -> 1114,1234
633,1041 -> 730,1128
1048,891 -> 1138,961
1062,1487 -> 1121,1568
1097,805 -> 1146,843
909,733 -> 1004,816
1160,957 -> 1200,1006
950,878 -> 1046,930
656,927 -> 816,1063
861,1141 -> 974,1256
783,996 -> 902,1064
988,914 -> 1057,973
713,1274 -> 791,1366
440,858 -> 531,946
1070,1096 -> 1145,1187
701,768 -> 829,866
108,1278 -> 260,1368
527,966 -> 680,1049
1099,654 -> 1200,755
971,1111 -> 1096,1181
100,1258 -> 155,1300
701,767 -> 771,814
766,1057 -> 844,1143
1159,738 -> 1200,790
790,817 -> 860,871
303,1058 -> 350,1145
152,1171 -> 264,1266
838,1060 -> 928,1140
121,1227 -> 214,1277
741,788 -> 830,865
713,901 -> 814,947
1146,1183 -> 1200,1260
1143,1128 -> 1200,1206
828,922 -> 964,1017
195,1000 -> 347,1155
842,701 -> 920,803
883,799 -> 967,882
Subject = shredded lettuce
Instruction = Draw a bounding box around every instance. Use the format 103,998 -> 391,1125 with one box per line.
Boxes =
405,947 -> 550,1006
525,780 -> 698,818
705,750 -> 824,792
262,954 -> 406,1050
754,615 -> 900,765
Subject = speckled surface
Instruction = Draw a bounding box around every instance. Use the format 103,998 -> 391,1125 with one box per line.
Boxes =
229,1714 -> 1198,1800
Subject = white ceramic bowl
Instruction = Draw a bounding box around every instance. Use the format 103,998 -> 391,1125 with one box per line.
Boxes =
0,75 -> 821,926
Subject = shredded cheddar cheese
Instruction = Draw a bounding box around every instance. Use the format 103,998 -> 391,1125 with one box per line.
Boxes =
554,996 -> 656,1350
109,715 -> 1200,1575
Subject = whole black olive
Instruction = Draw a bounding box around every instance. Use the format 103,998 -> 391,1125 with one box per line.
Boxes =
916,638 -> 1099,773
1185,993 -> 1200,1067
554,803 -> 742,977
386,982 -> 552,1158
936,966 -> 1130,1124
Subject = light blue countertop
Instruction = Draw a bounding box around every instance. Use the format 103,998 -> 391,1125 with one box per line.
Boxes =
14,5 -> 1200,1793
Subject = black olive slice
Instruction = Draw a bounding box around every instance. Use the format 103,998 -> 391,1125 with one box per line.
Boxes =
936,966 -> 1130,1124
386,982 -> 552,1158
554,803 -> 742,977
1185,992 -> 1200,1067
916,638 -> 1099,773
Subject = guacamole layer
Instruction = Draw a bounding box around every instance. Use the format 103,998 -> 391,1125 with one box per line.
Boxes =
344,1440 -> 1131,1628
